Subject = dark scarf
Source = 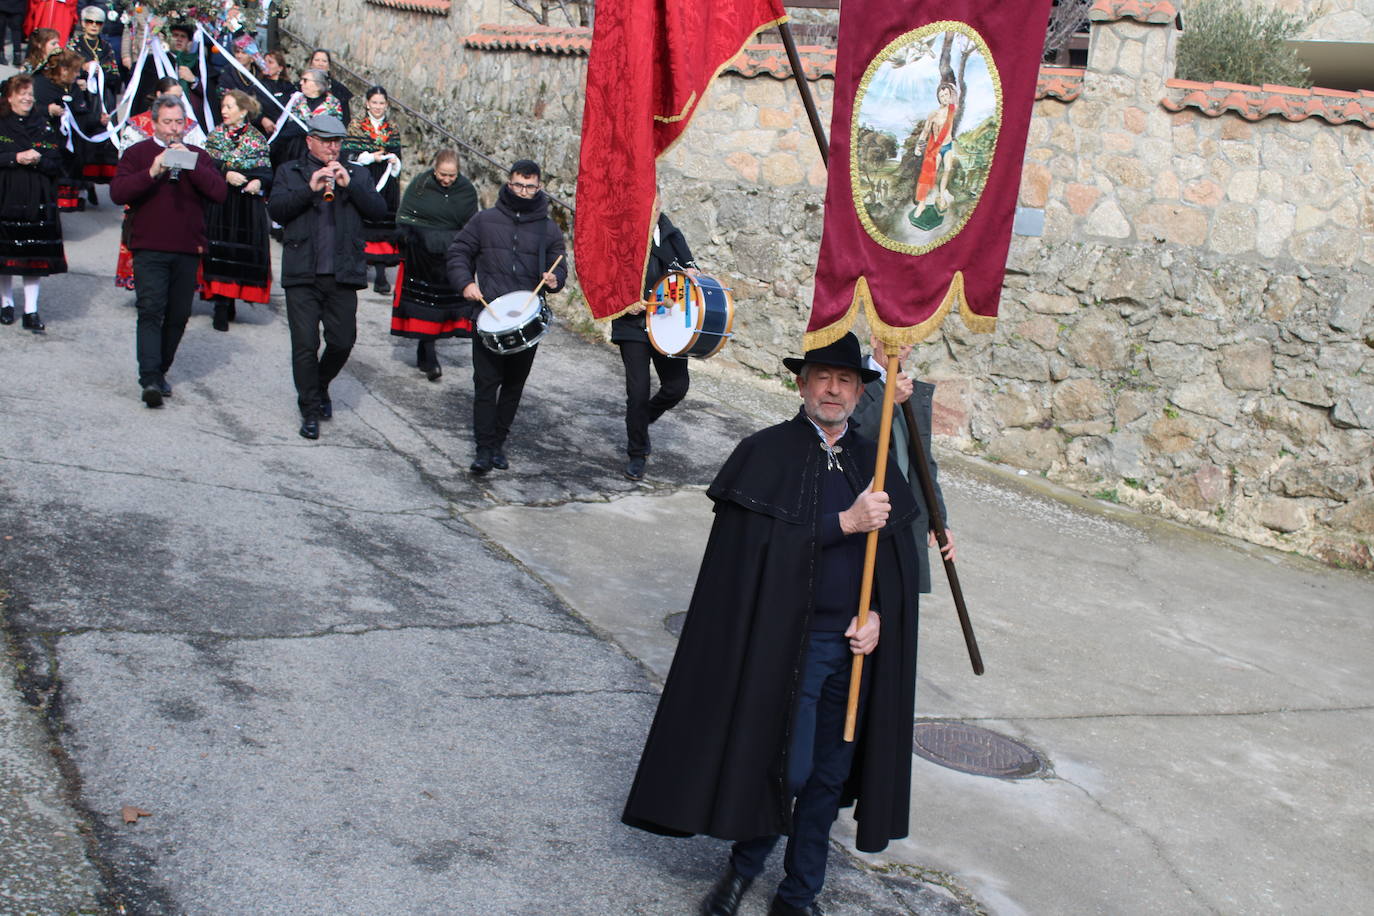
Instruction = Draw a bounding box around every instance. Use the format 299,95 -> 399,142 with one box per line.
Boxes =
498,183 -> 545,216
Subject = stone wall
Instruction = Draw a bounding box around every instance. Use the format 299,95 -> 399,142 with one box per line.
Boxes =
277,3 -> 1374,568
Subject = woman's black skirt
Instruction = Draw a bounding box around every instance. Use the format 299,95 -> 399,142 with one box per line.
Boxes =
0,170 -> 67,276
201,189 -> 272,303
362,161 -> 401,266
389,229 -> 471,340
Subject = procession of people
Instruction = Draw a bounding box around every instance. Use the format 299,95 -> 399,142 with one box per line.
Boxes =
2,25 -> 955,914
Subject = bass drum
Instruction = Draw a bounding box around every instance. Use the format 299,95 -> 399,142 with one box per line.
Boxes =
646,271 -> 734,359
476,290 -> 554,355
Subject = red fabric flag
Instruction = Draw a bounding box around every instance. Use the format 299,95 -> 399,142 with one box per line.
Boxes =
807,1 -> 1054,348
575,0 -> 786,320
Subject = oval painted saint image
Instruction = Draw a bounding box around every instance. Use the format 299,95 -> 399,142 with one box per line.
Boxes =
850,22 -> 1002,254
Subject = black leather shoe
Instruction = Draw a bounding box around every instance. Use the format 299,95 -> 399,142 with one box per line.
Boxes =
469,448 -> 493,475
320,398 -> 333,420
491,449 -> 509,470
159,379 -> 173,398
22,311 -> 44,333
374,279 -> 391,295
212,302 -> 230,331
299,418 -> 320,440
700,866 -> 753,916
425,364 -> 442,381
768,895 -> 822,915
0,305 -> 13,325
624,457 -> 646,481
141,385 -> 163,408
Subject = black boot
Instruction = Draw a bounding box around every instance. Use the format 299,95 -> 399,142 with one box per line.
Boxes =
768,895 -> 823,915
226,301 -> 236,322
373,265 -> 390,295
0,304 -> 13,325
21,311 -> 45,334
212,298 -> 230,331
700,865 -> 753,916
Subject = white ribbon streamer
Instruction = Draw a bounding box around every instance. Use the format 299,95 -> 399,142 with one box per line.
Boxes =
196,24 -> 309,140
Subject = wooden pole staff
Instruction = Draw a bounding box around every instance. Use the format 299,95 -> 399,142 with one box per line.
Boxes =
779,22 -> 830,165
843,351 -> 900,742
522,254 -> 565,312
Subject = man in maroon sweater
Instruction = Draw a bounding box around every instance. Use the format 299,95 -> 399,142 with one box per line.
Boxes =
110,95 -> 226,408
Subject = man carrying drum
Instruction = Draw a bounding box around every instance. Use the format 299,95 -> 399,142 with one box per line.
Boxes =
611,197 -> 697,482
446,159 -> 567,476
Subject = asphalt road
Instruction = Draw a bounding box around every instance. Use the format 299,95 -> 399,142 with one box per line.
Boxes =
3,190 -> 1372,916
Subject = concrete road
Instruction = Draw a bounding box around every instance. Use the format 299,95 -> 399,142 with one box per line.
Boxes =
2,194 -> 1372,915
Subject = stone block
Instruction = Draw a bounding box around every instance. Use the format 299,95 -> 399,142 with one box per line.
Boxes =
1220,118 -> 1253,141
1085,200 -> 1131,238
1280,378 -> 1335,408
1170,375 -> 1238,425
1105,431 -> 1146,478
1210,203 -> 1257,255
724,151 -> 760,182
1165,463 -> 1229,511
1061,420 -> 1113,437
1329,284 -> 1373,334
1148,316 -> 1220,348
742,79 -> 787,107
1103,155 -> 1150,189
1123,106 -> 1147,134
1255,200 -> 1296,260
1114,389 -> 1153,427
931,377 -> 971,437
1091,248 -> 1167,306
1145,415 -> 1204,454
1263,275 -> 1302,321
1274,464 -> 1363,501
1016,315 -> 1061,350
984,428 -> 1064,472
1217,340 -> 1274,391
1135,204 -> 1208,246
1291,226 -> 1362,268
1147,342 -> 1208,380
1325,494 -> 1374,535
1331,387 -> 1374,429
1227,170 -> 1259,204
758,107 -> 792,129
1020,162 -> 1052,208
1254,397 -> 1327,443
1295,204 -> 1328,233
760,153 -> 804,186
991,346 -> 1051,382
991,386 -> 1049,428
1065,311 -> 1131,370
1255,496 -> 1309,532
1052,378 -> 1110,421
1183,179 -> 1224,207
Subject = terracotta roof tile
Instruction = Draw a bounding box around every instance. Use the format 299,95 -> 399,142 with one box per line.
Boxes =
463,24 -> 591,54
1088,0 -> 1177,24
1037,66 -> 1084,102
366,0 -> 450,13
1161,77 -> 1374,127
731,43 -> 834,80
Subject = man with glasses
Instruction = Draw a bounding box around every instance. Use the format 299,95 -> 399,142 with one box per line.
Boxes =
110,93 -> 226,408
269,114 -> 388,440
446,159 -> 567,475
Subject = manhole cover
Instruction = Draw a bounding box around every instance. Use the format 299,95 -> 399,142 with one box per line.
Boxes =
912,719 -> 1046,779
664,612 -> 687,637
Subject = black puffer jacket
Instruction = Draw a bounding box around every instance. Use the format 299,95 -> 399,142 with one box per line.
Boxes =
268,153 -> 388,289
445,185 -> 567,311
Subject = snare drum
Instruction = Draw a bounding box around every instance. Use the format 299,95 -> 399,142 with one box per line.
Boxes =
476,290 -> 554,355
646,272 -> 734,359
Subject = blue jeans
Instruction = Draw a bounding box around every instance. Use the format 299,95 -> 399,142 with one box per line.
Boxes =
729,631 -> 869,908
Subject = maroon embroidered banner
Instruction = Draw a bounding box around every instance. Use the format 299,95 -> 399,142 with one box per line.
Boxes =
807,0 -> 1053,348
575,0 -> 785,320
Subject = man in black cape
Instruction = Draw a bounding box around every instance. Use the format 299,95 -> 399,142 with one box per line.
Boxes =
623,332 -> 923,916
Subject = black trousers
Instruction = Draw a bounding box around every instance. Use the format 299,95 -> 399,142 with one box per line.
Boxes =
471,338 -> 537,450
0,11 -> 22,61
285,276 -> 357,419
132,250 -> 199,388
618,340 -> 690,458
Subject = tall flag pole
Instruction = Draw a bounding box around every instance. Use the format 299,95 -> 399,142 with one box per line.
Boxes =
574,0 -> 787,321
800,0 -> 1054,740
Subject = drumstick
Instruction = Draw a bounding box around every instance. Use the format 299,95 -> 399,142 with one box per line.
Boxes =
475,293 -> 499,318
521,255 -> 566,313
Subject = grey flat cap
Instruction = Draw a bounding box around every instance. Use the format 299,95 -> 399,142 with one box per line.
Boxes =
307,114 -> 348,139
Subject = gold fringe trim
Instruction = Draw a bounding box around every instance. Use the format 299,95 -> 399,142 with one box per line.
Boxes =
653,90 -> 698,124
803,272 -> 999,349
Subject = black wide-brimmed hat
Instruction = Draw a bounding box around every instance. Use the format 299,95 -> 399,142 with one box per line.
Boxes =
782,331 -> 880,383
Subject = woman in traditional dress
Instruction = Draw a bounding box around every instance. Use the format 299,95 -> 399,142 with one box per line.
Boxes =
67,5 -> 118,203
32,49 -> 102,211
0,74 -> 67,334
201,88 -> 272,331
270,66 -> 340,171
307,48 -> 352,123
344,85 -> 401,294
390,149 -> 477,381
255,48 -> 292,137
21,27 -> 61,73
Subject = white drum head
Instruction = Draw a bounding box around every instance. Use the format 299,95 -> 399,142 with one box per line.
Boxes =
477,291 -> 540,334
